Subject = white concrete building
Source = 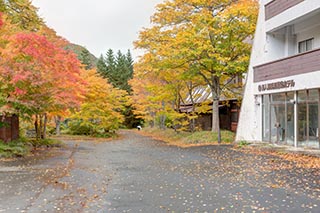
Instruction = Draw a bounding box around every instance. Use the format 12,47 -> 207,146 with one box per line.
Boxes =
236,0 -> 320,148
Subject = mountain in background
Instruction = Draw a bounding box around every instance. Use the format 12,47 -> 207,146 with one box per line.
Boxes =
66,43 -> 98,69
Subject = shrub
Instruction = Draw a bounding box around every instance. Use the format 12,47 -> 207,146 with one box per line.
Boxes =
67,119 -> 93,135
0,138 -> 30,158
238,140 -> 250,148
67,118 -> 116,138
28,138 -> 63,148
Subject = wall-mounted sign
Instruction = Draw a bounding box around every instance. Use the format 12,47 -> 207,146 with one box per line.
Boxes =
258,80 -> 295,92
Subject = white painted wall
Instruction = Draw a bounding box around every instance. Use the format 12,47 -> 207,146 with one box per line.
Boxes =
236,0 -> 320,143
265,2 -> 320,60
295,25 -> 320,53
266,0 -> 320,33
265,33 -> 285,61
236,1 -> 266,142
285,26 -> 297,57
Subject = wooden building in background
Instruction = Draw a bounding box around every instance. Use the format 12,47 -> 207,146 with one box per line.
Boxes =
179,87 -> 241,132
0,114 -> 19,142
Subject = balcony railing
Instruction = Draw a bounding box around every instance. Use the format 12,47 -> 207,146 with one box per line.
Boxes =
265,0 -> 304,20
254,48 -> 320,82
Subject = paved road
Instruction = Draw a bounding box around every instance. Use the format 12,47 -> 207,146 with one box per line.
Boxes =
0,131 -> 319,212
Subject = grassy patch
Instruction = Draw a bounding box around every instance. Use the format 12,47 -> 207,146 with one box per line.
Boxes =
51,133 -> 117,142
0,137 -> 64,158
28,138 -> 64,148
0,138 -> 30,158
140,127 -> 235,147
184,130 -> 235,144
237,140 -> 251,148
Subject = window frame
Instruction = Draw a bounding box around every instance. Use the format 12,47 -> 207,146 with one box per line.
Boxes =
298,38 -> 314,53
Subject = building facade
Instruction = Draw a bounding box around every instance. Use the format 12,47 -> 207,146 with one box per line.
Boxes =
179,86 -> 240,132
236,0 -> 320,148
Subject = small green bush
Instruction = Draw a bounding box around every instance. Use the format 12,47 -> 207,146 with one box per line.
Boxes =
0,137 -> 64,158
28,138 -> 63,148
67,119 -> 93,135
67,119 -> 116,138
238,140 -> 250,148
0,138 -> 30,158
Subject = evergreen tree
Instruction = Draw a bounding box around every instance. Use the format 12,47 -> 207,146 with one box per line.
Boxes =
96,54 -> 108,78
105,49 -> 116,67
102,49 -> 134,93
79,48 -> 93,70
105,49 -> 116,73
97,48 -> 139,128
115,50 -> 130,92
115,50 -> 137,128
102,49 -> 115,86
125,50 -> 134,81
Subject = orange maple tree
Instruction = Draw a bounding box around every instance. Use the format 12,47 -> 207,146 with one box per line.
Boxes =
0,31 -> 85,138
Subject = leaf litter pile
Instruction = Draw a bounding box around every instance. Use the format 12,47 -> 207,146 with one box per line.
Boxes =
198,145 -> 320,211
151,143 -> 319,212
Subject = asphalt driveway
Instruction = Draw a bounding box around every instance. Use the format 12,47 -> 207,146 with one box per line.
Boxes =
0,130 -> 319,212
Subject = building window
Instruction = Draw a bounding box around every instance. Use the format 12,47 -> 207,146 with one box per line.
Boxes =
298,38 -> 313,53
262,90 -> 320,148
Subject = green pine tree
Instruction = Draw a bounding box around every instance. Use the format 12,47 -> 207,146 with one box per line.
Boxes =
114,50 -> 129,92
104,49 -> 116,85
96,54 -> 108,78
125,50 -> 134,80
97,48 -> 140,128
79,48 -> 93,70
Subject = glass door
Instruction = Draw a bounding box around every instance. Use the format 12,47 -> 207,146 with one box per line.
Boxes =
262,95 -> 270,141
308,90 -> 319,147
286,92 -> 295,145
297,91 -> 307,144
270,93 -> 286,143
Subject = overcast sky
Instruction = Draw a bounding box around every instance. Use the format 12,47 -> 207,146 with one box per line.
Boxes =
31,0 -> 162,59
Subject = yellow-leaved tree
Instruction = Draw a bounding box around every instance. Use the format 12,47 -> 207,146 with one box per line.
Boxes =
130,52 -> 194,130
69,69 -> 128,136
134,0 -> 258,139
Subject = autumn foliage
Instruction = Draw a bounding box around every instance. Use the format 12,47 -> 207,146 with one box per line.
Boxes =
132,0 -> 258,132
0,3 -> 128,139
69,69 -> 128,136
0,13 -> 3,28
1,32 -> 83,110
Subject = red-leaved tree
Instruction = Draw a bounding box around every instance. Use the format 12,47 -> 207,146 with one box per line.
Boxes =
0,32 -> 85,139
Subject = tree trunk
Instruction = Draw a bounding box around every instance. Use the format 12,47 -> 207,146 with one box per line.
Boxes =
35,115 -> 40,140
39,114 -> 43,139
187,81 -> 196,132
212,99 -> 221,143
55,116 -> 61,136
152,112 -> 155,128
191,115 -> 195,132
160,101 -> 166,130
210,76 -> 221,143
42,113 -> 47,139
149,111 -> 155,128
160,114 -> 166,130
211,99 -> 219,132
190,102 -> 196,132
